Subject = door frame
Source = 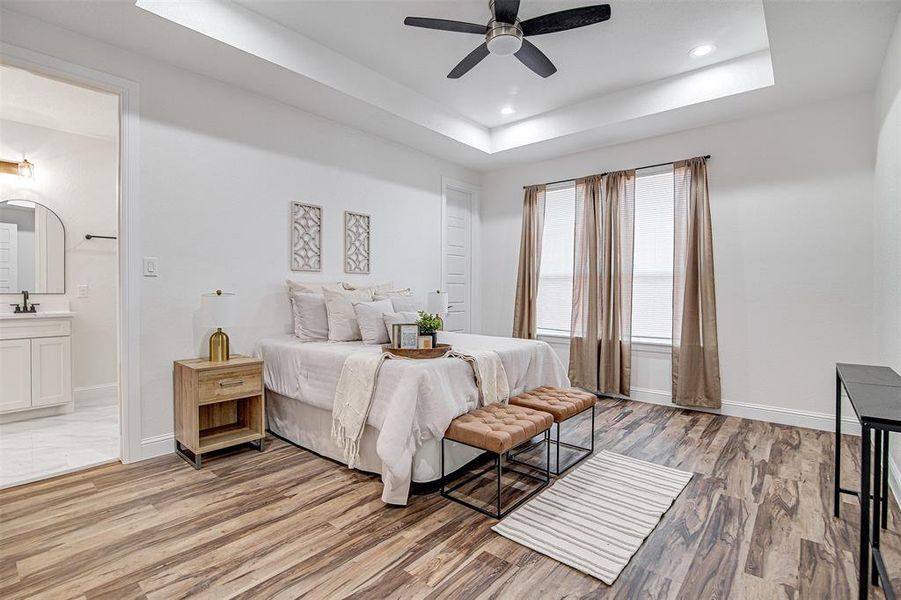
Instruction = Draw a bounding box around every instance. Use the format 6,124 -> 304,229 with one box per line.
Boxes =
1,44 -> 143,463
440,177 -> 481,334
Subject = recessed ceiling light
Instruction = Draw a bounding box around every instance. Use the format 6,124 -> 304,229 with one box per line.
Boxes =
689,44 -> 715,58
500,105 -> 515,115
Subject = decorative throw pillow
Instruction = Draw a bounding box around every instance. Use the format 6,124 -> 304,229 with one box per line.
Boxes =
383,311 -> 420,345
388,295 -> 423,313
292,292 -> 329,341
286,280 -> 344,299
324,288 -> 373,341
343,281 -> 395,293
353,299 -> 394,345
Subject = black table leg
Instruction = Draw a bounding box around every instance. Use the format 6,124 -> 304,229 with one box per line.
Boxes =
872,430 -> 882,586
860,424 -> 871,599
882,434 -> 889,529
835,370 -> 842,518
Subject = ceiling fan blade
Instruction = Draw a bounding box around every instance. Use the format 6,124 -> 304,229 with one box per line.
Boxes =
448,43 -> 490,79
514,39 -> 557,78
520,5 -> 611,36
493,0 -> 520,24
404,17 -> 487,35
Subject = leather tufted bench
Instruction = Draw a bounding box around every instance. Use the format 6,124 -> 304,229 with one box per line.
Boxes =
509,386 -> 597,475
441,403 -> 553,519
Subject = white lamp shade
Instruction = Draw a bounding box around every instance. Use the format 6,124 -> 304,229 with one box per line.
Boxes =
202,291 -> 236,328
427,291 -> 449,315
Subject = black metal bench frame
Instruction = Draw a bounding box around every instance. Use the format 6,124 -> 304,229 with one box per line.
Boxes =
507,403 -> 595,476
440,430 -> 551,519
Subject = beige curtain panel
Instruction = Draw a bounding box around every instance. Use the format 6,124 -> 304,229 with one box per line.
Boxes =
569,171 -> 635,395
672,157 -> 722,408
513,185 -> 547,339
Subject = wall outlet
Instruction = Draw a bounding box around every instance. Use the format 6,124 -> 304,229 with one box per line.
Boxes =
143,257 -> 159,277
77,284 -> 89,298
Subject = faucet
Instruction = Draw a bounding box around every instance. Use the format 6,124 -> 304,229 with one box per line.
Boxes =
9,290 -> 38,314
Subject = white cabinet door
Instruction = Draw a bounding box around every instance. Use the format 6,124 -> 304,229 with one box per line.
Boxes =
31,336 -> 71,407
0,339 -> 31,411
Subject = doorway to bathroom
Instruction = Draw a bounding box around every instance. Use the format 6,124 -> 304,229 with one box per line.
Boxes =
0,64 -> 121,488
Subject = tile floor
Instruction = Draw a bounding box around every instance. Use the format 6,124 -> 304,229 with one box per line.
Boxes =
0,403 -> 119,488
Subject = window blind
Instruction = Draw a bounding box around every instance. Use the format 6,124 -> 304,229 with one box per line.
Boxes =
632,166 -> 675,340
536,181 -> 576,334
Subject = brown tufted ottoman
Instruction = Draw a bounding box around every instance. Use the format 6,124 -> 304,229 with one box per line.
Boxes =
441,403 -> 553,519
509,386 -> 597,475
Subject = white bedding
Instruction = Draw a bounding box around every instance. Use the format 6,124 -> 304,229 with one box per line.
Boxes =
256,331 -> 569,504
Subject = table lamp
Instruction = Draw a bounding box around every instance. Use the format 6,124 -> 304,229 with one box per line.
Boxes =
202,290 -> 236,362
426,290 -> 449,329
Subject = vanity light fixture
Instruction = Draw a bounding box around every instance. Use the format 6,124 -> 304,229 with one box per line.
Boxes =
0,157 -> 34,178
17,159 -> 34,178
689,44 -> 715,58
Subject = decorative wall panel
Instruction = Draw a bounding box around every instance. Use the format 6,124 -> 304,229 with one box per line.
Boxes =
291,202 -> 322,272
344,211 -> 370,274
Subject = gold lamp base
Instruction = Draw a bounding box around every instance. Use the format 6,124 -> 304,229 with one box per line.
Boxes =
209,328 -> 230,362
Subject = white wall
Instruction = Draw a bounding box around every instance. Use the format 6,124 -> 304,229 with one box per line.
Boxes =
874,12 -> 901,499
0,11 -> 479,451
0,119 -> 118,393
481,94 -> 877,426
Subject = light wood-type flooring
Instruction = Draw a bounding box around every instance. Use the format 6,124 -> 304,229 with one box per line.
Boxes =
2,397 -> 900,599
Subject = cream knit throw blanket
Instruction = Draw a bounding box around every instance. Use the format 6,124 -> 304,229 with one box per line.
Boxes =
331,348 -> 509,469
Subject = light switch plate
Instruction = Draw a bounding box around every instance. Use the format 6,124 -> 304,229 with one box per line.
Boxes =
77,284 -> 89,298
143,257 -> 159,277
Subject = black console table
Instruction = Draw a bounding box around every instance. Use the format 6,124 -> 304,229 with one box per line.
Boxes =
834,363 -> 901,599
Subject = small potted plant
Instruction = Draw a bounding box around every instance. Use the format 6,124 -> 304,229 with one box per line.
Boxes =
416,310 -> 442,348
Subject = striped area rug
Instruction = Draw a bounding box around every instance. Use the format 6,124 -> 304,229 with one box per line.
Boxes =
492,450 -> 693,584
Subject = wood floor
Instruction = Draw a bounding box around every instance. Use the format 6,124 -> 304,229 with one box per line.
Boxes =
2,398 -> 900,599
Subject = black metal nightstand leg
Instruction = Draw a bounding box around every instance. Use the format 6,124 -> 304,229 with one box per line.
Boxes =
872,430 -> 882,586
835,371 -> 842,518
859,425 -> 871,599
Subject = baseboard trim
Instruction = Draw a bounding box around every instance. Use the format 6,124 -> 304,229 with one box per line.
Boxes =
628,387 -> 861,435
74,383 -> 118,408
140,433 -> 174,460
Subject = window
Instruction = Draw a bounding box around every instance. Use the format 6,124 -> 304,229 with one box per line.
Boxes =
534,167 -> 675,342
632,166 -> 674,341
536,182 -> 576,335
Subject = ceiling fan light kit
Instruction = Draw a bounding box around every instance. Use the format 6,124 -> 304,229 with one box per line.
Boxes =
404,0 -> 611,79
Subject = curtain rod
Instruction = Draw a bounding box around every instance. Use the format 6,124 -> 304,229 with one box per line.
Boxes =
522,155 -> 711,189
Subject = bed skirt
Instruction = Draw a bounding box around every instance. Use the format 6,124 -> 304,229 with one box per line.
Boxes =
266,389 -> 482,493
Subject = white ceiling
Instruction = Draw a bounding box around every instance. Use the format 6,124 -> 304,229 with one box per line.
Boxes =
0,65 -> 119,140
238,0 -> 770,128
1,1 -> 898,171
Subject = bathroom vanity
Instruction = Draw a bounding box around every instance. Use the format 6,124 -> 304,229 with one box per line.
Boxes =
0,312 -> 74,417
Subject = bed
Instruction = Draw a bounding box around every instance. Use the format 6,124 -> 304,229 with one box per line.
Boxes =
255,330 -> 569,504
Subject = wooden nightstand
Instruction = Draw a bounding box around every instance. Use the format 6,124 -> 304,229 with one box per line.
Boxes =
173,356 -> 265,469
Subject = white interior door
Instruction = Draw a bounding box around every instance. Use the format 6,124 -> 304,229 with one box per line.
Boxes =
0,222 -> 19,293
443,181 -> 479,333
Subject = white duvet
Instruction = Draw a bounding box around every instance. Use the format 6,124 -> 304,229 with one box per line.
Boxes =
256,331 -> 569,504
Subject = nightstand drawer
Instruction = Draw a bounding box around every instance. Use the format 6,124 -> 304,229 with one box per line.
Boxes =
197,366 -> 262,404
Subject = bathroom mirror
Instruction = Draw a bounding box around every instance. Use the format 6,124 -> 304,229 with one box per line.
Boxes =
0,199 -> 65,293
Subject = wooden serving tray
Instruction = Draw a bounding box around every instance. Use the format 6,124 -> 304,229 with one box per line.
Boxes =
382,343 -> 452,359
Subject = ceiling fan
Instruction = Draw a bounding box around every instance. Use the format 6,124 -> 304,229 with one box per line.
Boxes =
404,0 -> 611,79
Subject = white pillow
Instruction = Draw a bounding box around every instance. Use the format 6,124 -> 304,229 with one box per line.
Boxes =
343,281 -> 395,293
292,292 -> 329,341
324,288 -> 373,341
383,311 -> 420,345
353,299 -> 394,345
388,295 -> 423,312
286,281 -> 342,324
286,279 -> 344,300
